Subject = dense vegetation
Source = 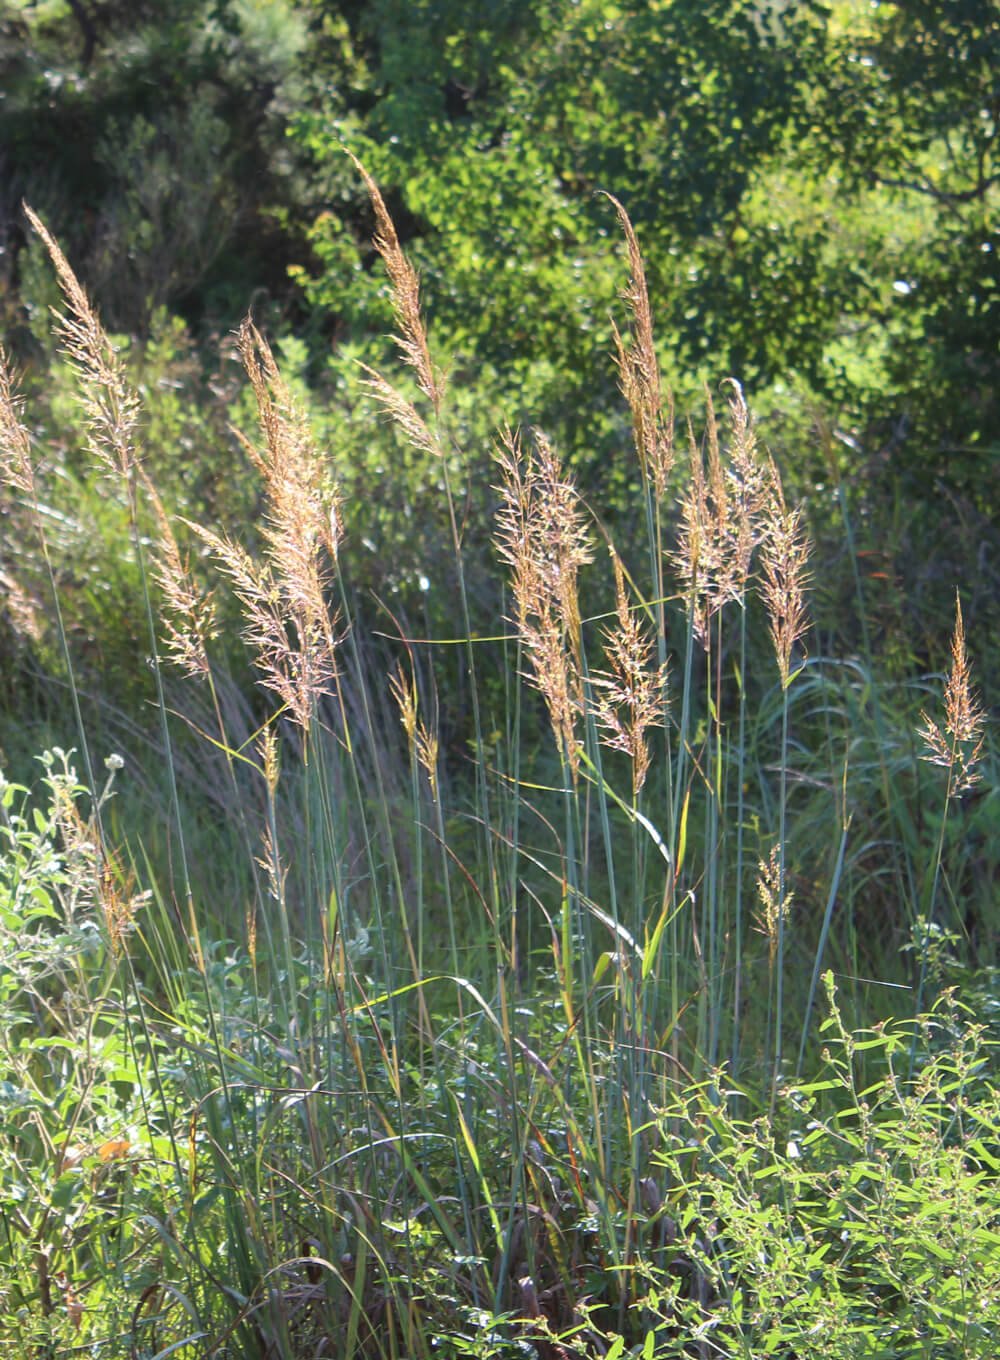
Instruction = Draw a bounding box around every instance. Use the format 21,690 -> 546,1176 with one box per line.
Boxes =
0,2 -> 997,1356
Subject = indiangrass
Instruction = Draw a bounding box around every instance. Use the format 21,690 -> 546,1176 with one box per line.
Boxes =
0,180 -> 996,1359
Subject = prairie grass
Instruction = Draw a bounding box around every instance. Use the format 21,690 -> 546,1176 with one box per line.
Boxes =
0,182 -> 995,1358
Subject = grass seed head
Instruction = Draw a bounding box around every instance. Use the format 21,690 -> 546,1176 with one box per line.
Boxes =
141,471 -> 215,678
495,426 -> 592,774
193,322 -> 342,728
24,204 -> 140,482
918,592 -> 985,794
674,388 -> 769,647
605,193 -> 674,498
592,546 -> 668,795
755,844 -> 793,965
348,152 -> 443,413
759,458 -> 810,688
0,347 -> 37,497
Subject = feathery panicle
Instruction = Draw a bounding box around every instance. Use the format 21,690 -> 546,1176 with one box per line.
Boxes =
724,380 -> 769,588
390,661 -> 419,748
140,470 -> 215,678
0,346 -> 37,497
389,661 -> 440,797
605,193 -> 674,498
389,662 -> 440,797
0,356 -> 45,640
701,386 -> 741,614
258,723 -> 281,798
918,593 -> 985,794
0,568 -> 44,644
495,426 -> 592,773
191,523 -> 332,731
759,458 -> 810,688
245,901 -> 258,970
24,204 -> 140,481
674,417 -> 712,642
348,152 -> 442,413
361,366 -> 445,460
534,431 -> 591,655
193,321 -> 342,728
237,320 -> 343,569
674,388 -> 769,647
257,821 -> 287,908
592,547 -> 669,795
755,844 -> 793,966
416,721 -> 440,803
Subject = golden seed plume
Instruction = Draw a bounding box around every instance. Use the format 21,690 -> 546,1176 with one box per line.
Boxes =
389,661 -> 440,799
759,458 -> 810,687
674,387 -> 769,647
23,204 -> 140,481
604,193 -> 674,498
755,844 -> 793,966
0,347 -> 37,497
140,470 -> 215,678
258,723 -> 281,799
592,546 -> 668,795
0,568 -> 44,645
390,661 -> 419,749
347,152 -> 443,413
495,426 -> 592,774
724,380 -> 769,588
360,366 -> 446,460
193,321 -> 342,728
918,593 -> 985,794
0,354 -> 44,640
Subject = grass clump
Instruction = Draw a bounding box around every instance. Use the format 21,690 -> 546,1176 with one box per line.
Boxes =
0,176 -> 995,1358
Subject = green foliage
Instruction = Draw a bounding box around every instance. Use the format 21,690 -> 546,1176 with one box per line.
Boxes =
281,0 -> 1000,665
1,17 -> 999,1351
1,755 -> 997,1357
0,751 -> 167,1354
0,0 -> 309,332
637,984 -> 1000,1358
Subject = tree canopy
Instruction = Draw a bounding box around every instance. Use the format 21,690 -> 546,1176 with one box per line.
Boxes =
1,0 -> 998,692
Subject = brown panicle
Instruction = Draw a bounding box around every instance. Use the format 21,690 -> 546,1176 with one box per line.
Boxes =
759,458 -> 810,688
592,546 -> 669,796
494,426 -> 592,774
347,152 -> 443,414
193,321 -> 342,729
605,192 -> 674,499
24,204 -> 140,482
918,592 -> 986,794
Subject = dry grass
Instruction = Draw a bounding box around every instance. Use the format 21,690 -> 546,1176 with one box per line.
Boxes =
674,386 -> 770,646
591,546 -> 668,794
142,471 -> 216,679
605,193 -> 674,500
346,150 -> 442,414
494,425 -> 592,774
0,348 -> 44,644
756,842 -> 794,965
24,204 -> 140,483
3,166 -> 993,1360
918,591 -> 985,793
191,321 -> 342,729
389,659 -> 440,801
760,455 -> 811,688
0,345 -> 37,498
